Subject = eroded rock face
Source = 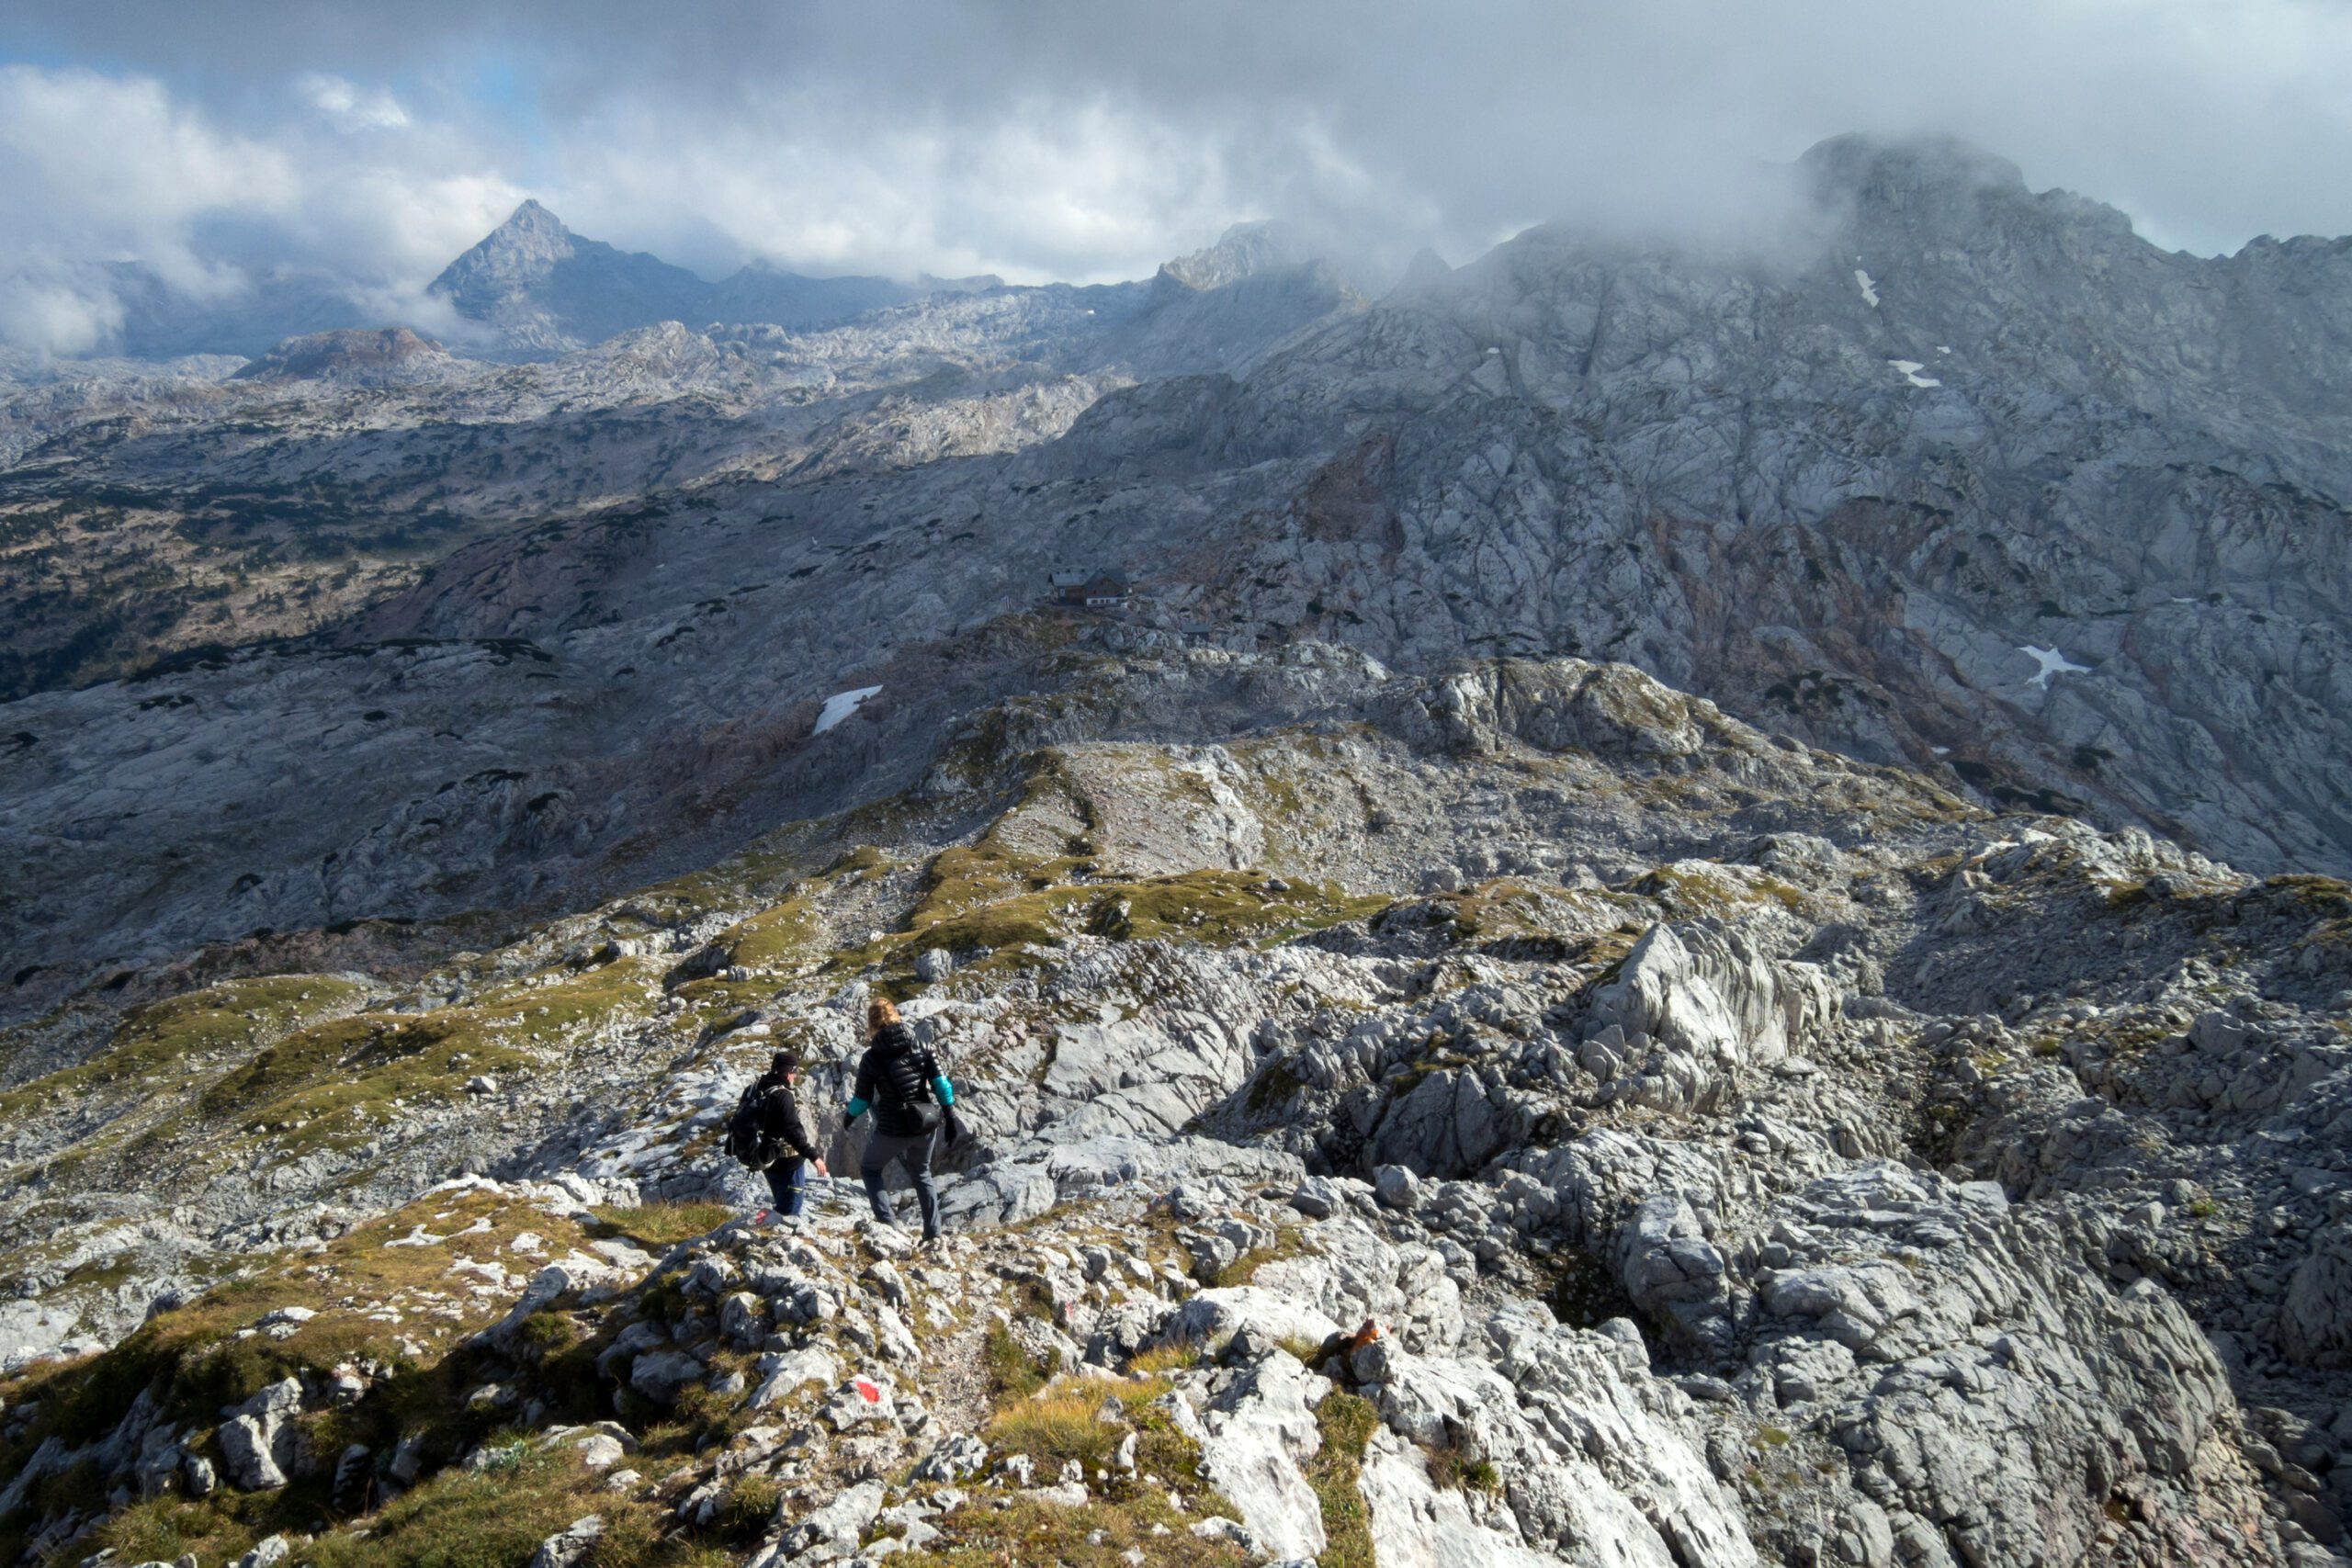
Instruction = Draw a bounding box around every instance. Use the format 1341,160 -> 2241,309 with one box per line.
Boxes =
1583,922 -> 1835,1112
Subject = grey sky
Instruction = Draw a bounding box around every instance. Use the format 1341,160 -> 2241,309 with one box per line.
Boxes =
4,0 -> 2351,352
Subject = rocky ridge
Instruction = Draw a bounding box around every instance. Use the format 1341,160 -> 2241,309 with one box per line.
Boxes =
6,136 -> 2351,1024
3,649 -> 2349,1565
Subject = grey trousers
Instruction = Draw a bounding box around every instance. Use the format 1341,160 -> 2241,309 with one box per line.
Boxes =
859,1128 -> 940,1237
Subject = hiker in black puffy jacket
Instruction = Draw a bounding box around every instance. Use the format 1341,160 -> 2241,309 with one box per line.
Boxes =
752,1049 -> 826,1222
844,998 -> 958,1244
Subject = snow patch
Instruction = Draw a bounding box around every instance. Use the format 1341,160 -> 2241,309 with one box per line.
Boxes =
814,685 -> 884,735
1888,359 -> 1941,389
2018,646 -> 2091,691
1931,746 -> 1952,756
1936,345 -> 1951,354
1854,269 -> 1881,307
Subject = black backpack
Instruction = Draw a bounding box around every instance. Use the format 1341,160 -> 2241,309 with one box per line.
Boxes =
870,1028 -> 944,1135
724,1082 -> 784,1169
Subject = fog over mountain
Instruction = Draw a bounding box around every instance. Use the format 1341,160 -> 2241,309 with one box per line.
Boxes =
6,10 -> 2352,1568
10,0 -> 2352,355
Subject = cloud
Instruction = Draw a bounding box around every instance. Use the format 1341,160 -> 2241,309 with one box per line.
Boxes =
0,61 -> 522,352
0,63 -> 296,291
0,272 -> 124,356
298,71 -> 410,132
6,0 -> 2352,354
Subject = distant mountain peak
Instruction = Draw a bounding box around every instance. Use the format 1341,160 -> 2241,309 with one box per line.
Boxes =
1799,132 -> 2027,204
427,199 -> 697,349
1391,246 -> 1453,296
1796,131 -> 2140,243
1159,220 -> 1313,291
441,199 -> 578,288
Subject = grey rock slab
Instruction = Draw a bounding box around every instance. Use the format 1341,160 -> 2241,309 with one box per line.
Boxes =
526,1517 -> 605,1568
1196,1352 -> 1329,1560
773,1478 -> 886,1564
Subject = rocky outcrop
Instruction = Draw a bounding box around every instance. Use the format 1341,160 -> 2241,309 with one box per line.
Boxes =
5,551 -> 2352,1568
1580,921 -> 1835,1112
231,328 -> 452,384
216,1378 -> 305,1491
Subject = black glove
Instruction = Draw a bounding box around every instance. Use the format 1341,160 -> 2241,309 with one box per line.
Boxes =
942,1109 -> 966,1147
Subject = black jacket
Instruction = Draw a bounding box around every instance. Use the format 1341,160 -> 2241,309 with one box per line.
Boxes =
854,1023 -> 944,1137
753,1073 -> 820,1163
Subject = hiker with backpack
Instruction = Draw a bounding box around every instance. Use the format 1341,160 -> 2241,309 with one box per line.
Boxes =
844,998 -> 960,1246
725,1049 -> 827,1224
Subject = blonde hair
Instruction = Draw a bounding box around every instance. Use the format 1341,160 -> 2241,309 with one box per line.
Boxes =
866,998 -> 901,1032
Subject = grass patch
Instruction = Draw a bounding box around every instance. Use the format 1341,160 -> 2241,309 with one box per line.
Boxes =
982,1324 -> 1052,1401
1628,863 -> 1807,919
1421,1438 -> 1498,1493
1306,1391 -> 1378,1568
0,1186 -> 642,1568
296,1441 -> 707,1568
1125,1343 -> 1201,1378
714,1474 -> 782,1541
710,896 -> 820,971
899,829 -> 1384,969
889,1492 -> 1250,1568
193,1012 -> 537,1153
944,1371 -> 1236,1565
0,1191 -> 594,1464
0,976 -> 369,1124
586,1201 -> 736,1252
1200,1240 -> 1295,1289
984,1387 -> 1129,1472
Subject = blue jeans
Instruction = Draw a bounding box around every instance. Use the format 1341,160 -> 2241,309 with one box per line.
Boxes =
764,1158 -> 808,1217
